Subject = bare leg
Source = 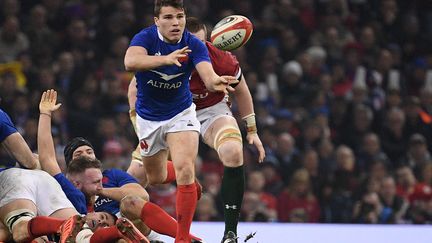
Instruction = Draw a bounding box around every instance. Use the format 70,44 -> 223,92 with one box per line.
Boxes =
0,199 -> 37,242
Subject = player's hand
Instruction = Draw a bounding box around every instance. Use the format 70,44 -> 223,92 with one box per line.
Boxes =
165,46 -> 191,67
210,75 -> 237,94
39,89 -> 61,114
246,133 -> 265,163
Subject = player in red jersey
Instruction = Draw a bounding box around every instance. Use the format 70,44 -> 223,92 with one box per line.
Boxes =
187,17 -> 265,243
127,17 -> 265,243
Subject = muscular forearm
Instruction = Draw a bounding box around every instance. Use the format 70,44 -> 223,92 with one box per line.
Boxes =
125,46 -> 165,71
125,54 -> 169,71
234,75 -> 254,118
195,61 -> 218,90
99,184 -> 148,202
37,113 -> 61,175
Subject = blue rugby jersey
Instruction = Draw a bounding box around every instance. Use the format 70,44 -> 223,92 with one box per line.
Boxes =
94,169 -> 138,216
1,109 -> 18,170
0,108 -> 18,143
54,169 -> 138,216
54,173 -> 88,214
129,25 -> 210,121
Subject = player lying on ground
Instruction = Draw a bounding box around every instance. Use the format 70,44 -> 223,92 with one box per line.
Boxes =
38,89 -> 202,243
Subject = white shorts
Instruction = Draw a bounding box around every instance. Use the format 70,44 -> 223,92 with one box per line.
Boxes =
196,100 -> 235,136
136,103 -> 201,156
0,168 -> 75,216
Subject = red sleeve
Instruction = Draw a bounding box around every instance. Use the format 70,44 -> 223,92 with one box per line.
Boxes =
206,42 -> 241,79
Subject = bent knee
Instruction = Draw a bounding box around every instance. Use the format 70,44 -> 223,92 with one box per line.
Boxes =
147,173 -> 165,185
120,195 -> 146,220
218,141 -> 243,167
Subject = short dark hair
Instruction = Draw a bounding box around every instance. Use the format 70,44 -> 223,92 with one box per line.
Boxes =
186,17 -> 206,34
67,156 -> 102,175
64,137 -> 94,165
154,0 -> 184,16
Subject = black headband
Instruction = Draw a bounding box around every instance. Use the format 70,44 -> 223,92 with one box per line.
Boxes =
64,137 -> 94,165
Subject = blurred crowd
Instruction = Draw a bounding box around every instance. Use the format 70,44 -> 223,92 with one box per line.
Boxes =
1,0 -> 432,224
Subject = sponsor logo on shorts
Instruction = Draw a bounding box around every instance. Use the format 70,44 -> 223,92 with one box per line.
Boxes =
187,120 -> 194,127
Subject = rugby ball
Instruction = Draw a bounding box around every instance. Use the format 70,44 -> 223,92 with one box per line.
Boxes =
210,15 -> 253,51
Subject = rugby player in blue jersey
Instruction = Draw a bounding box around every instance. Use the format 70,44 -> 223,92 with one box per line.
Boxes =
124,1 -> 236,242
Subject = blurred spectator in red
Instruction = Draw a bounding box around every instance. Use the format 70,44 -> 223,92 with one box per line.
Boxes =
240,191 -> 277,222
246,170 -> 277,213
396,165 -> 432,203
277,169 -> 320,222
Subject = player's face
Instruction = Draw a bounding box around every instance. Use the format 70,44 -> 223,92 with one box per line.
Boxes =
191,29 -> 206,43
86,212 -> 116,230
73,145 -> 96,160
80,168 -> 103,196
154,6 -> 185,43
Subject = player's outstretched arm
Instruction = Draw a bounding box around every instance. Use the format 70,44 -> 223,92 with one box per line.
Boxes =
195,61 -> 237,93
37,89 -> 62,176
233,75 -> 265,162
124,46 -> 191,71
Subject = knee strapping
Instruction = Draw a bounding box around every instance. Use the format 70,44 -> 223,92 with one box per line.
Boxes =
4,209 -> 35,232
213,126 -> 242,152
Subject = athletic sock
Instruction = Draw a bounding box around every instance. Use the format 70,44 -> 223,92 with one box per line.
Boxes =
89,226 -> 122,243
140,202 -> 177,237
163,160 -> 176,184
176,183 -> 197,242
27,216 -> 65,238
221,165 -> 245,235
140,202 -> 202,241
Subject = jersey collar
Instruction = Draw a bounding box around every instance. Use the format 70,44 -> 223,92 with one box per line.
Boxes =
157,27 -> 182,43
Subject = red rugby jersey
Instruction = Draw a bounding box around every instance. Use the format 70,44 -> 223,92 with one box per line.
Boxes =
190,41 -> 241,110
